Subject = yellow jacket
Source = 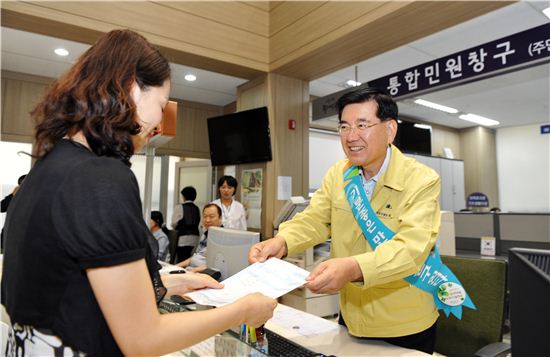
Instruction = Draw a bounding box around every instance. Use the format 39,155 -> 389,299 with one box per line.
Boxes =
279,145 -> 441,337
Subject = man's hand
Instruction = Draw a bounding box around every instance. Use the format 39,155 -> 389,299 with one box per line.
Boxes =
305,257 -> 363,294
248,235 -> 288,263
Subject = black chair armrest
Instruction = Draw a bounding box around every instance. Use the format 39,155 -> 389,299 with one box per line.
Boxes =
475,342 -> 511,357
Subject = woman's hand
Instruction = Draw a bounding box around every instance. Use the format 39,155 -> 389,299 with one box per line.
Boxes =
161,271 -> 222,297
234,292 -> 277,328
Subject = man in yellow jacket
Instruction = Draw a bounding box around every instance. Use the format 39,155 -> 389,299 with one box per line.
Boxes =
249,87 -> 440,354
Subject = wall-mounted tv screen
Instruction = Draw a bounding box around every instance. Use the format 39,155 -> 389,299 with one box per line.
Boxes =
207,107 -> 273,166
394,120 -> 432,156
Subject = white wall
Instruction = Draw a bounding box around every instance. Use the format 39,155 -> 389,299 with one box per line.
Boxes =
496,124 -> 550,212
130,155 -> 180,226
309,130 -> 346,191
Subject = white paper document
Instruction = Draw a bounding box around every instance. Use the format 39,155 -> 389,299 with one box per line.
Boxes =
270,304 -> 339,337
185,258 -> 308,307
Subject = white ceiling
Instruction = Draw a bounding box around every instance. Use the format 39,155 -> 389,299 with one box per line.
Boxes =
0,27 -> 247,106
1,1 -> 549,130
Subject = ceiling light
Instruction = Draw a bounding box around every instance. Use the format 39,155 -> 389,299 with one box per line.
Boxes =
184,74 -> 197,82
345,79 -> 361,87
414,99 -> 458,114
414,123 -> 432,130
54,48 -> 69,56
459,113 -> 500,126
543,6 -> 550,19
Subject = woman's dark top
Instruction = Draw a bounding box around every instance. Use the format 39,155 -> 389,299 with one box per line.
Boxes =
1,139 -> 164,356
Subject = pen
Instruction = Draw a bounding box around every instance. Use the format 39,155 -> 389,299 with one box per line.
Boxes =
240,323 -> 246,340
249,326 -> 257,344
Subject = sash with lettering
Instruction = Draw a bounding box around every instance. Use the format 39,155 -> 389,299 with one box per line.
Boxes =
343,163 -> 475,319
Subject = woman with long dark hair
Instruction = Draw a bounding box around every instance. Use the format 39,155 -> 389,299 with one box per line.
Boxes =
1,29 -> 276,357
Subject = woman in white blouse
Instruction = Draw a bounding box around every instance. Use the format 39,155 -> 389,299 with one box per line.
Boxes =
212,175 -> 247,230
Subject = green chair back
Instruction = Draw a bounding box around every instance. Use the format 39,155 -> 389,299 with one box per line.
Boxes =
435,256 -> 507,357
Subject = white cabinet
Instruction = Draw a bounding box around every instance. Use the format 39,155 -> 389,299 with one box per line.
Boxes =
407,154 -> 465,212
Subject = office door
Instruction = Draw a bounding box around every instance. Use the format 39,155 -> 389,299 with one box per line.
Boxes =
174,160 -> 212,216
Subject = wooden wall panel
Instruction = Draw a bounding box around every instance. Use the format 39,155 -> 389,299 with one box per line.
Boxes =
1,71 -> 51,143
431,124 -> 461,160
0,70 -> 217,158
269,74 -> 310,198
236,76 -> 268,112
236,74 -> 309,238
1,76 -> 6,137
460,126 -> 499,207
159,100 -> 222,158
223,102 -> 237,115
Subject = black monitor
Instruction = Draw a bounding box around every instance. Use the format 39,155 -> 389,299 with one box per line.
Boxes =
393,119 -> 432,155
508,248 -> 550,356
207,107 -> 273,166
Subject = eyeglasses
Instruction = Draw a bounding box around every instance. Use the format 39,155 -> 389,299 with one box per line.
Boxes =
337,121 -> 383,135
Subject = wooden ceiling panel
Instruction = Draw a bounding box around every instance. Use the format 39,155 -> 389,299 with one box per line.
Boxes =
269,1 -> 326,37
271,1 -> 513,80
2,1 -> 513,82
160,1 -> 269,38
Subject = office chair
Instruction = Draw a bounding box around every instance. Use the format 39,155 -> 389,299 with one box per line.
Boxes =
434,256 -> 510,357
167,229 -> 179,264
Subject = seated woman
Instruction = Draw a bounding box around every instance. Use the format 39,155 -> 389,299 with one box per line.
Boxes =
177,203 -> 221,272
149,211 -> 170,262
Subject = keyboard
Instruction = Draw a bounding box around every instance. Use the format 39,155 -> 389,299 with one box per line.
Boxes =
264,328 -> 327,357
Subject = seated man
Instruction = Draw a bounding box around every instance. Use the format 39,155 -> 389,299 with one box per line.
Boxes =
177,203 -> 222,272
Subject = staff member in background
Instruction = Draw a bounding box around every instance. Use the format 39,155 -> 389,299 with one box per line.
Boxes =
1,174 -> 26,253
150,211 -> 170,262
171,186 -> 201,262
177,203 -> 222,272
1,29 -> 276,357
212,175 -> 247,230
249,87 -> 441,354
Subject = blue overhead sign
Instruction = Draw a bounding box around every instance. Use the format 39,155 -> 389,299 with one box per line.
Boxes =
541,124 -> 550,135
313,23 -> 550,120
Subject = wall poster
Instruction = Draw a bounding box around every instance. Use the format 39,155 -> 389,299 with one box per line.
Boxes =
241,168 -> 262,229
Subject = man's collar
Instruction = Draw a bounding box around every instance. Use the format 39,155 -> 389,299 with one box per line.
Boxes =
360,145 -> 391,183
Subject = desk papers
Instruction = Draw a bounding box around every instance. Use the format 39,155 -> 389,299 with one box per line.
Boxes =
185,258 -> 308,307
270,304 -> 339,337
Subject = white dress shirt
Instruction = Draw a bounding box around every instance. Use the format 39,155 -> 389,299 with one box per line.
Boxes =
212,198 -> 247,230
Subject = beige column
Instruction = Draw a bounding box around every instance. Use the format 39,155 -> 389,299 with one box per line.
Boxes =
232,73 -> 309,238
460,126 -> 499,208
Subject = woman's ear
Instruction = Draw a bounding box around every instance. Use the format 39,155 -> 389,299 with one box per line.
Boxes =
130,81 -> 142,104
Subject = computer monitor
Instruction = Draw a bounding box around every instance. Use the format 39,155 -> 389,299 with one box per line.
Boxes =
206,226 -> 260,281
508,248 -> 550,356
